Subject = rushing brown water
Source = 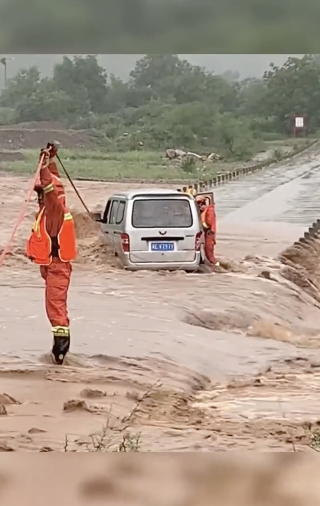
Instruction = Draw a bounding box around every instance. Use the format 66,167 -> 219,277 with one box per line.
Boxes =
2,454 -> 320,505
1,143 -> 320,452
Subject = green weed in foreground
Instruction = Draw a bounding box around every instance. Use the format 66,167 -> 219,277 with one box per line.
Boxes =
64,427 -> 141,452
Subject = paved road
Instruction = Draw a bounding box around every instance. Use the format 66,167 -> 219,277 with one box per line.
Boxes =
217,144 -> 320,225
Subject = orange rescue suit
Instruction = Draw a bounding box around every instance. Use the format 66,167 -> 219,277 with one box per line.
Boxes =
200,204 -> 217,265
26,160 -> 77,331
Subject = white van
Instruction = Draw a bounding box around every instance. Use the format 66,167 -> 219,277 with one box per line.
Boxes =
94,188 -> 202,271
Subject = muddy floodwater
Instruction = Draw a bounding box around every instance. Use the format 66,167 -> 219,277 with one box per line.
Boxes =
1,143 -> 320,452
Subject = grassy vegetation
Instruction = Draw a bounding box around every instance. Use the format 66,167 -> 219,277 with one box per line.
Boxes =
2,138 -> 311,182
2,148 -> 241,181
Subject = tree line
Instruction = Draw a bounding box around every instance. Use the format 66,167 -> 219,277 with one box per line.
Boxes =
0,54 -> 319,159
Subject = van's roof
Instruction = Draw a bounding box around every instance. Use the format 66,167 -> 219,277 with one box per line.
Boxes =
110,188 -> 193,199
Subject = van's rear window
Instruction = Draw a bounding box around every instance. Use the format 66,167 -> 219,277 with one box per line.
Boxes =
132,198 -> 193,228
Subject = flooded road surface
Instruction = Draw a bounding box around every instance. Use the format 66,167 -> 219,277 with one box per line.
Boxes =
1,143 -> 320,451
217,141 -> 320,223
226,164 -> 320,225
3,454 -> 320,505
0,268 -> 311,378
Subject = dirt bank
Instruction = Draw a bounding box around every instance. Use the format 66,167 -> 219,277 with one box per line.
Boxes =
0,121 -> 95,150
71,210 -> 119,268
279,220 -> 320,303
0,151 -> 26,163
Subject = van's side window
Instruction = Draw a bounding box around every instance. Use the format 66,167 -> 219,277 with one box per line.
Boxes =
115,201 -> 126,224
108,200 -> 118,224
102,200 -> 111,223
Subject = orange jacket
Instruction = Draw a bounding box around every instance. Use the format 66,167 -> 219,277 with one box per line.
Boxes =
200,204 -> 216,233
26,205 -> 77,265
26,162 -> 76,265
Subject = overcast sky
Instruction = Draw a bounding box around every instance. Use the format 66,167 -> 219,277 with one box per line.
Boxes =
0,54 -> 301,85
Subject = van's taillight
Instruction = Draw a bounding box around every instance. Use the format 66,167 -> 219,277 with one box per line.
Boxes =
121,233 -> 130,252
195,232 -> 202,251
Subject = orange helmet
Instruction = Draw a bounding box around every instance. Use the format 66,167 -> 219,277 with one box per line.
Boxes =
198,199 -> 208,213
46,142 -> 59,158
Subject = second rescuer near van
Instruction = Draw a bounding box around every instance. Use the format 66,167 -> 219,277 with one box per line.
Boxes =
198,198 -> 217,265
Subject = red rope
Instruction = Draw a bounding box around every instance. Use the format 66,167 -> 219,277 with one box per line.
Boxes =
0,154 -> 45,272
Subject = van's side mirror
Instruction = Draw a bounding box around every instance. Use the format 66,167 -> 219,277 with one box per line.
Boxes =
91,212 -> 103,222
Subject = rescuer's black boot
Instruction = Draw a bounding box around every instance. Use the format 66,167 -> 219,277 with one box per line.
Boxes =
51,327 -> 70,365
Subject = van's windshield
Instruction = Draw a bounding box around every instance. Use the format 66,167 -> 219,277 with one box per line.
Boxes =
132,198 -> 193,228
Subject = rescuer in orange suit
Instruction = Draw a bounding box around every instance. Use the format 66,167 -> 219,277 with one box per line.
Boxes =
26,143 -> 77,364
198,198 -> 217,266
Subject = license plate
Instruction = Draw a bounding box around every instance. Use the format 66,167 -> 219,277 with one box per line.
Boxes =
151,242 -> 174,251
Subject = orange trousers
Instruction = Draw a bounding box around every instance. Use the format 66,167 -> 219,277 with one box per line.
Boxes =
40,258 -> 72,328
204,232 -> 216,265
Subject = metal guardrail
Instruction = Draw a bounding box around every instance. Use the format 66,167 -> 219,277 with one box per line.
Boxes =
177,140 -> 319,193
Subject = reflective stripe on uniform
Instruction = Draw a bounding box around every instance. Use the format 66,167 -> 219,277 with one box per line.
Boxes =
52,326 -> 69,336
43,183 -> 54,194
64,212 -> 73,221
33,207 -> 46,236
